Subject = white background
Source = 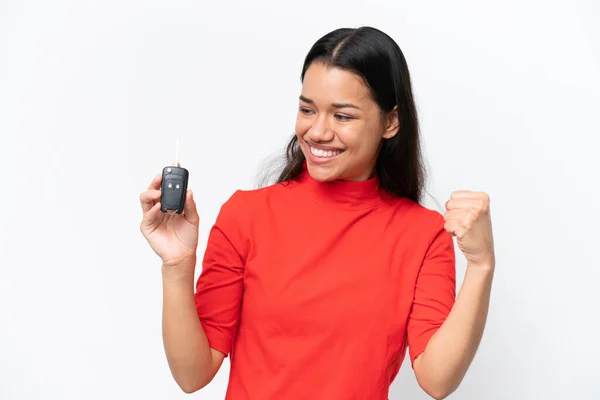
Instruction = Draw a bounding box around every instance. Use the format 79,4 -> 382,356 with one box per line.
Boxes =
1,0 -> 599,399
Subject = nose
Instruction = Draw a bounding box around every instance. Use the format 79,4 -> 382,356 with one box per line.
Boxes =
306,114 -> 334,142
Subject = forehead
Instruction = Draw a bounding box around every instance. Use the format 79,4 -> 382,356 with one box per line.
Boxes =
301,63 -> 372,104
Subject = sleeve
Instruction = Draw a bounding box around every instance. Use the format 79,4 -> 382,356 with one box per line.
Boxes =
194,190 -> 248,358
407,212 -> 456,367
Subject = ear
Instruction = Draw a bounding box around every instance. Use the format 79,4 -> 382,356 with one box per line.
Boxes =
382,105 -> 400,139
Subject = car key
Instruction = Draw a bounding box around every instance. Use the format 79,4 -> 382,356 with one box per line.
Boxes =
160,137 -> 189,215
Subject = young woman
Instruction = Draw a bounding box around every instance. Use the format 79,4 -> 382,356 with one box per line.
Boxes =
139,26 -> 495,400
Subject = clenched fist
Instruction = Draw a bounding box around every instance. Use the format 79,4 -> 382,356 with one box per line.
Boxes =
444,191 -> 495,268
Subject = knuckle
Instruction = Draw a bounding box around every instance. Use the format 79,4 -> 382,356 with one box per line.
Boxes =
465,211 -> 476,224
480,193 -> 490,204
483,196 -> 491,211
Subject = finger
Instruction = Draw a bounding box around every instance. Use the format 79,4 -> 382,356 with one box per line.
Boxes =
444,208 -> 473,222
451,190 -> 489,201
444,209 -> 473,238
445,198 -> 485,211
140,189 -> 162,213
148,173 -> 162,190
450,190 -> 476,198
444,219 -> 465,238
444,207 -> 474,217
183,190 -> 199,226
141,201 -> 162,230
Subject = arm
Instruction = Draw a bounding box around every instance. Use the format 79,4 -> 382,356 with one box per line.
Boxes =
162,190 -> 247,393
412,190 -> 495,399
413,263 -> 494,399
161,255 -> 226,393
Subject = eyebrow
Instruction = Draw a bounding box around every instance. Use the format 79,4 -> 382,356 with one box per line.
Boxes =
299,95 -> 362,110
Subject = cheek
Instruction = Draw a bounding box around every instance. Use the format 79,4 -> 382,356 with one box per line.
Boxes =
295,116 -> 310,136
357,122 -> 385,152
338,125 -> 376,152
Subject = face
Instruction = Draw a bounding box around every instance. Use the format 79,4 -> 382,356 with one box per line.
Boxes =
295,62 -> 399,182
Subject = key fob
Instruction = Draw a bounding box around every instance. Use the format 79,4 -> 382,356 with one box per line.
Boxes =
160,166 -> 189,214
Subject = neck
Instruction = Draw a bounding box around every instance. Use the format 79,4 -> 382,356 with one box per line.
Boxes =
297,161 -> 384,210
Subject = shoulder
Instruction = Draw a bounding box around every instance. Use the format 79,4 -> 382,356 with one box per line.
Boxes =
404,200 -> 452,249
218,180 -> 296,217
409,200 -> 445,226
382,196 -> 447,240
384,195 -> 444,222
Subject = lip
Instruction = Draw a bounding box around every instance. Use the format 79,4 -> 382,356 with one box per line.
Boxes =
305,140 -> 344,152
303,141 -> 345,164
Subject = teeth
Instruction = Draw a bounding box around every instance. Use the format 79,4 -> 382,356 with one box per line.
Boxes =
310,146 -> 342,158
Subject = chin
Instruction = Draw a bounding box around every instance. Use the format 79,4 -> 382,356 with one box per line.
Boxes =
305,161 -> 340,182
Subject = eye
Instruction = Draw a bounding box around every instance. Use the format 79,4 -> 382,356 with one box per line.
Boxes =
335,114 -> 353,122
299,107 -> 314,115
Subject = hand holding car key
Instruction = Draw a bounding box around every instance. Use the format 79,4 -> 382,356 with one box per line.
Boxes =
139,138 -> 198,266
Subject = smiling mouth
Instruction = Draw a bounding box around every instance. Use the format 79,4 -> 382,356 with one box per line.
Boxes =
308,144 -> 345,158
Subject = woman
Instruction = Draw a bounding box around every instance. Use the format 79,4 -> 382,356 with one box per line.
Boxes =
139,26 -> 495,399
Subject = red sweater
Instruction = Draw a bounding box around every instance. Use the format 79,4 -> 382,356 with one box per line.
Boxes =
194,164 -> 456,399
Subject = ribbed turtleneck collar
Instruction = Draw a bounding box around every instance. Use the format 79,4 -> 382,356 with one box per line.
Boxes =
296,161 -> 385,210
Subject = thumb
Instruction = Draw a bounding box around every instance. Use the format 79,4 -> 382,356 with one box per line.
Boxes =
183,190 -> 199,226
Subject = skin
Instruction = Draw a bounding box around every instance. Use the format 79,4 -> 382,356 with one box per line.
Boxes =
295,62 -> 496,399
295,62 -> 399,182
415,191 -> 495,399
140,169 -> 225,393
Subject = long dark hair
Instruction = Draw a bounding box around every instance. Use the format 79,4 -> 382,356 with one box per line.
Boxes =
259,26 -> 427,205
